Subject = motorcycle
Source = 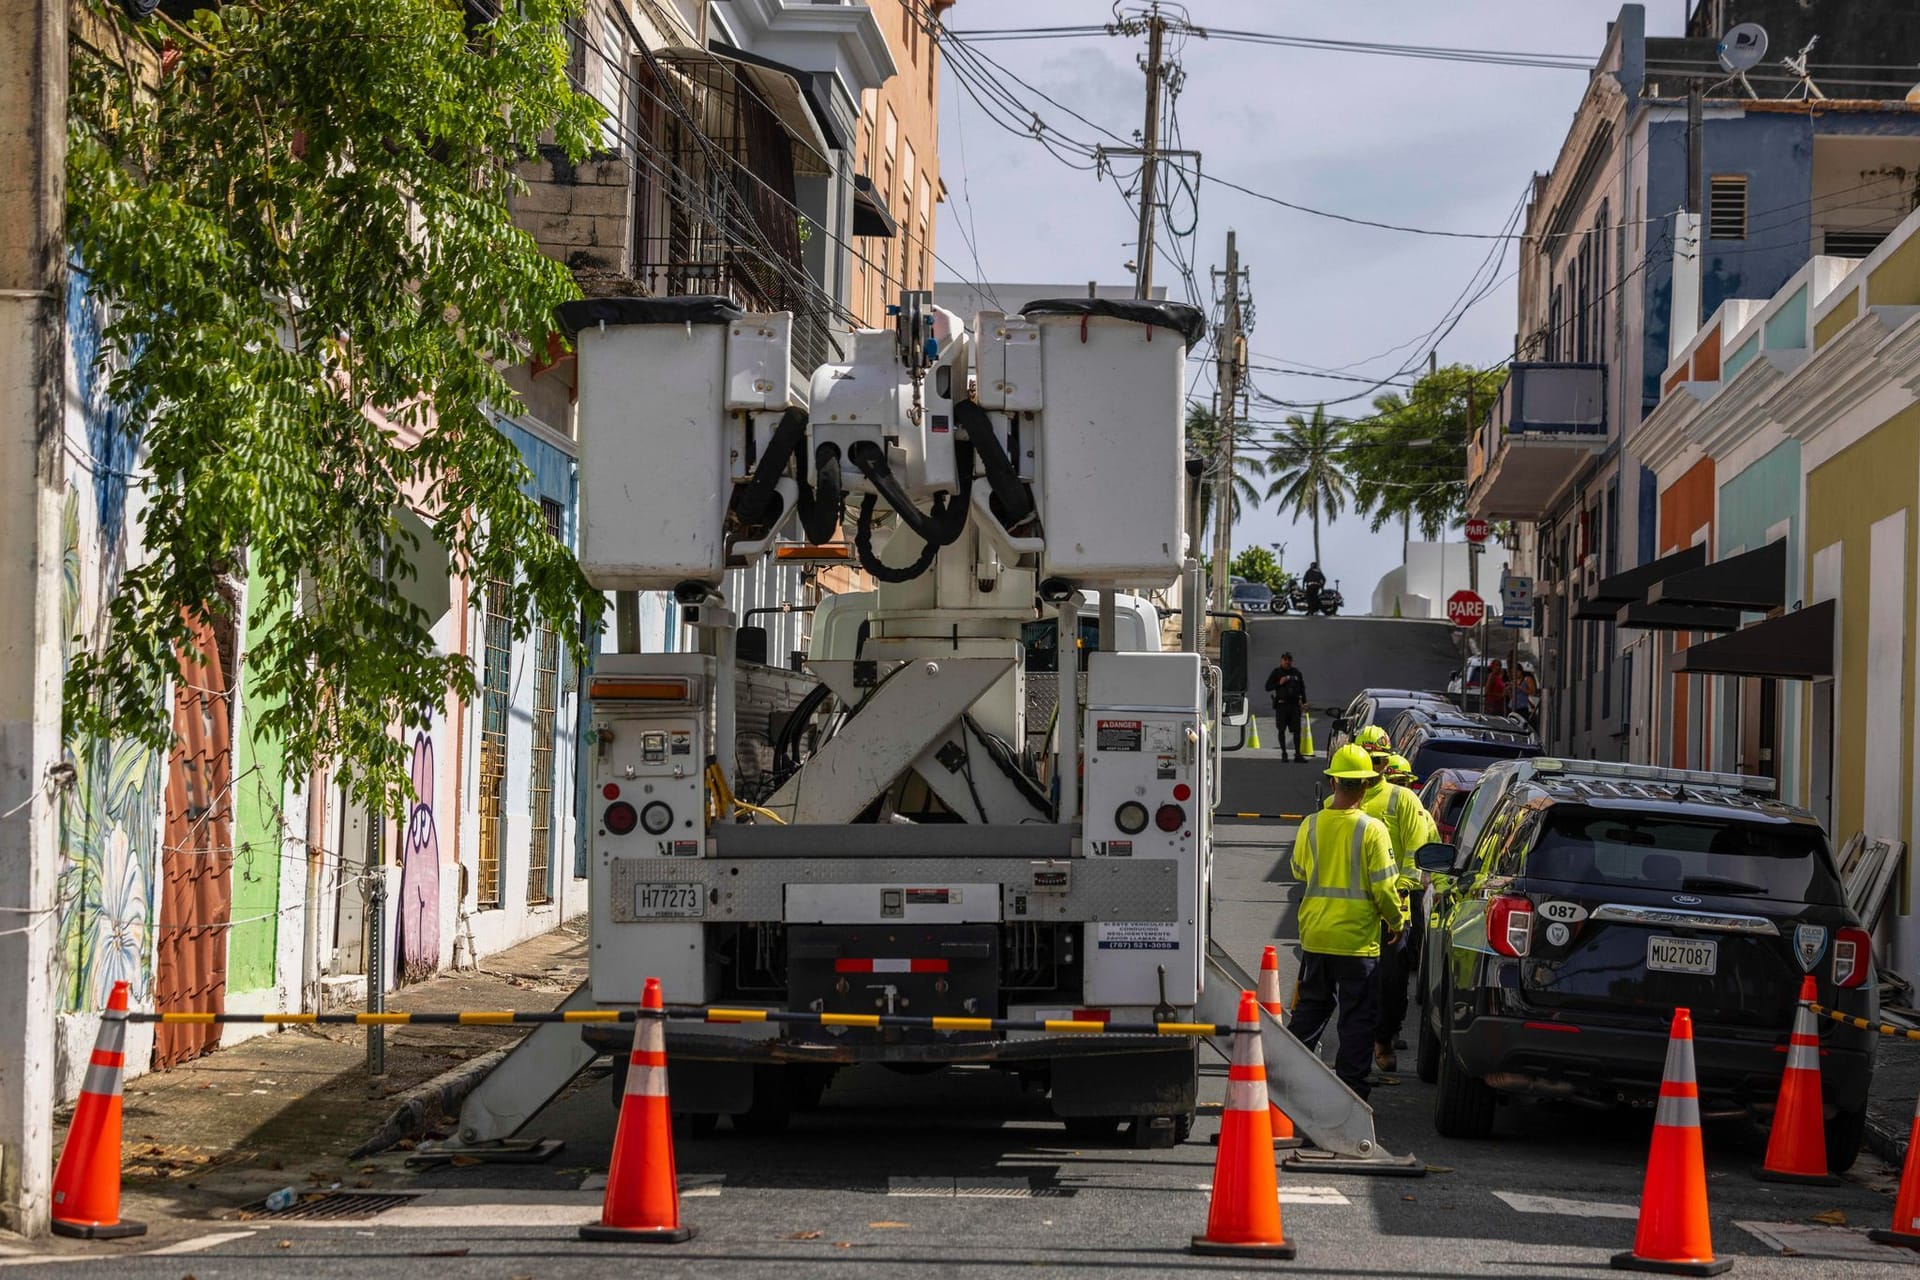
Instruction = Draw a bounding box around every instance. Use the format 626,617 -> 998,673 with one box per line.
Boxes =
1285,579 -> 1344,616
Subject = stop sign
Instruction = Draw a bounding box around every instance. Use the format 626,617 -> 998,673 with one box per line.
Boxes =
1447,590 -> 1486,628
1464,518 -> 1490,545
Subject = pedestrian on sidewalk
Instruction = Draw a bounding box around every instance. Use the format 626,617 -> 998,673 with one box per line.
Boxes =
1484,659 -> 1508,717
1264,652 -> 1308,762
1288,745 -> 1409,1100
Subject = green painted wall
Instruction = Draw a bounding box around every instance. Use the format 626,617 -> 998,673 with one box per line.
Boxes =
1763,286 -> 1807,353
229,549 -> 289,993
1718,440 -> 1803,802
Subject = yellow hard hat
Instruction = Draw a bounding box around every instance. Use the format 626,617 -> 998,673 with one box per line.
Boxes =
1386,753 -> 1415,782
1355,724 -> 1392,753
1326,743 -> 1380,780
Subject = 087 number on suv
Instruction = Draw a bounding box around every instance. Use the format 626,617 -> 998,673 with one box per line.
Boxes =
1412,759 -> 1876,1169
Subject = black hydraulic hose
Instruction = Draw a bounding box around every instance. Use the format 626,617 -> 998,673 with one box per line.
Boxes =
798,443 -> 844,544
848,440 -> 946,544
952,401 -> 1036,529
731,407 -> 809,527
855,493 -> 941,583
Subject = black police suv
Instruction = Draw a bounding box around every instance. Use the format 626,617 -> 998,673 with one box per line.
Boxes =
1415,757 -> 1876,1167
1387,705 -> 1539,780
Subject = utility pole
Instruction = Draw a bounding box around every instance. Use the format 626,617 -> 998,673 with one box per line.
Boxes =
1132,2 -> 1167,299
0,0 -> 68,1238
1210,230 -> 1243,613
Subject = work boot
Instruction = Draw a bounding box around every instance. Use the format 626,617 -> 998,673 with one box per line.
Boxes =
1374,1045 -> 1398,1073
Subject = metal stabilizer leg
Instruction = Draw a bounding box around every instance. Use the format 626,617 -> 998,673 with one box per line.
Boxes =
1200,940 -> 1424,1177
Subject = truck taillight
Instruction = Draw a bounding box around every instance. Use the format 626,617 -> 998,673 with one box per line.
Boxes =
1487,895 -> 1532,958
1834,927 -> 1873,988
1155,803 -> 1185,833
604,801 -> 638,836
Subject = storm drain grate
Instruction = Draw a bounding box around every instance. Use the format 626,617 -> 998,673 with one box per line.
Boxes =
887,1177 -> 1068,1198
243,1191 -> 421,1221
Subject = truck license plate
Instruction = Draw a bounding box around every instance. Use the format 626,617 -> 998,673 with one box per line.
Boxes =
1647,936 -> 1717,975
634,882 -> 703,919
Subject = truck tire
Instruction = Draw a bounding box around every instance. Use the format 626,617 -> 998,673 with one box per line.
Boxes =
1826,1104 -> 1867,1174
1432,996 -> 1495,1140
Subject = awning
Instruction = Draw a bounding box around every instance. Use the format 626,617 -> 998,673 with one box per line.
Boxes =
1647,539 -> 1787,611
852,174 -> 897,238
1616,601 -> 1740,633
1572,544 -> 1706,619
1672,600 -> 1835,680
662,44 -> 835,170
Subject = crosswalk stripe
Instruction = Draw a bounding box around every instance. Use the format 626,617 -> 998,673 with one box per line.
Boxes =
578,1172 -> 723,1197
1196,1183 -> 1349,1206
1491,1191 -> 1638,1219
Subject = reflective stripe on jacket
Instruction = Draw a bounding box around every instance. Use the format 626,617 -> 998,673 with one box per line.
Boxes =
1323,781 -> 1431,887
1290,808 -> 1408,957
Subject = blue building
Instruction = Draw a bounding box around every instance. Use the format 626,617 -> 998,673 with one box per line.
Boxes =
1466,1 -> 1920,764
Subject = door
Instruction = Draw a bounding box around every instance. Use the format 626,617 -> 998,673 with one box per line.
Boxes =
152,615 -> 235,1070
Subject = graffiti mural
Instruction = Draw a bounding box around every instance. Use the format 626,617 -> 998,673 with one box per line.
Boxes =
398,731 -> 442,982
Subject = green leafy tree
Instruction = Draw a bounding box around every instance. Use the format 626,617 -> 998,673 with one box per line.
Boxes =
65,0 -> 604,813
1348,364 -> 1508,549
1186,401 -> 1263,546
1229,547 -> 1290,594
1261,404 -> 1352,568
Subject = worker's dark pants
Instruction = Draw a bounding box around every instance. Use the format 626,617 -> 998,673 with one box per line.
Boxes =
1274,704 -> 1302,754
1375,902 -> 1423,1050
1289,952 -> 1380,1099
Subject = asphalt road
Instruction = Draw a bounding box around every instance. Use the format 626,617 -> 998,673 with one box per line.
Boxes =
12,822 -> 1915,1278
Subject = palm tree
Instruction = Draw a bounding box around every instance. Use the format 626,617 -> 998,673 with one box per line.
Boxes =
1186,402 -> 1263,545
1262,404 -> 1352,567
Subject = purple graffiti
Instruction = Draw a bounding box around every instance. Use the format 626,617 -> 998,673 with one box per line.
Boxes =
397,732 -> 442,982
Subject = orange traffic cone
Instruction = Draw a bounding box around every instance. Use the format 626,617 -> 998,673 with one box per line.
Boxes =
580,978 -> 695,1243
1191,991 -> 1294,1259
1215,947 -> 1303,1150
1611,1008 -> 1730,1276
1759,975 -> 1837,1185
1870,1090 -> 1920,1250
50,981 -> 145,1239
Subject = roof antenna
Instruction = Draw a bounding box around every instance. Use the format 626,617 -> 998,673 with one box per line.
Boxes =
1782,36 -> 1827,102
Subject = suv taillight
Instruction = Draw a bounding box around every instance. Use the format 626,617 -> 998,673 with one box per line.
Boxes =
1834,926 -> 1873,988
1487,895 -> 1532,958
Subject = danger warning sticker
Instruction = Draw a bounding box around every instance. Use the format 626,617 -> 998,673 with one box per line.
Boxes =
1095,921 -> 1179,950
1096,719 -> 1143,751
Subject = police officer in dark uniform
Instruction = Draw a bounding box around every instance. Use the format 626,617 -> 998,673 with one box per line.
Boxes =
1264,651 -> 1308,762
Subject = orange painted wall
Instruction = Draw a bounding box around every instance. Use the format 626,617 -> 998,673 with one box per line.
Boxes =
1690,326 -> 1722,384
1660,458 -> 1716,769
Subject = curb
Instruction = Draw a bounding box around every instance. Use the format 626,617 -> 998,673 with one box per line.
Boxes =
1869,1110 -> 1908,1167
350,1045 -> 512,1159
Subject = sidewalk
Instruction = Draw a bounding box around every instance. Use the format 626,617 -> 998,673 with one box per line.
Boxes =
1867,1033 -> 1920,1167
50,918 -> 590,1239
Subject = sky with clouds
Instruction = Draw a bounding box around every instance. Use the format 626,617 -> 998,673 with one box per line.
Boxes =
933,0 -> 1690,610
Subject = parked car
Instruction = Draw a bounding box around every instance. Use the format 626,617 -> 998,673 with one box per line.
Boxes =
1230,580 -> 1274,614
1386,706 -> 1539,779
1414,757 -> 1876,1168
1417,767 -> 1483,844
1326,688 -> 1455,755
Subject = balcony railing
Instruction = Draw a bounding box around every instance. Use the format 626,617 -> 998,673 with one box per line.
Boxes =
1466,363 -> 1607,522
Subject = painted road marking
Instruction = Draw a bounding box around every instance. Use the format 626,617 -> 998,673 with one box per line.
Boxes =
1491,1191 -> 1638,1219
1736,1220 -> 1920,1265
1196,1183 -> 1350,1206
143,1230 -> 259,1255
888,1176 -> 1064,1198
577,1172 -> 724,1197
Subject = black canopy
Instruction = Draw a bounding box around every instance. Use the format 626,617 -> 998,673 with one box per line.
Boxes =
1672,601 -> 1835,680
1648,540 -> 1786,611
1572,544 -> 1707,620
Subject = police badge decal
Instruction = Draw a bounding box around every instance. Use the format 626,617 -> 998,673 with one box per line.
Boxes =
1794,923 -> 1827,972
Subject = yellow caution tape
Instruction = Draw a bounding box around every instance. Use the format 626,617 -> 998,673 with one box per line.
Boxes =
1807,1002 -> 1920,1041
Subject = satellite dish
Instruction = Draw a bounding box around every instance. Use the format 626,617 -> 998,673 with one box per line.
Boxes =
1717,23 -> 1769,73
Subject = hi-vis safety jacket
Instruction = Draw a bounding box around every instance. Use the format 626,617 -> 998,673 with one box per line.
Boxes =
1290,808 -> 1408,957
1323,780 -> 1434,891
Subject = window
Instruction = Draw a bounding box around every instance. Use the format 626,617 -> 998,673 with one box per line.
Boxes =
1594,202 -> 1609,367
1824,228 -> 1890,258
903,0 -> 917,62
1709,175 -> 1748,240
527,501 -> 563,907
477,578 -> 512,910
1525,809 -> 1843,904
